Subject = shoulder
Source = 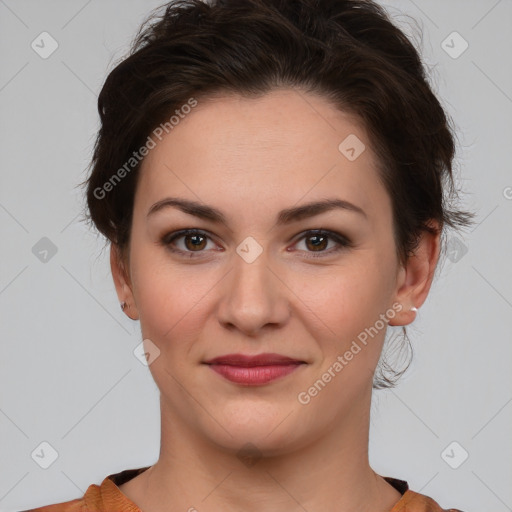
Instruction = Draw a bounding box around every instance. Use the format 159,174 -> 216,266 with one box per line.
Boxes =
20,466 -> 149,512
383,477 -> 465,512
20,495 -> 87,512
394,489 -> 466,512
19,482 -> 103,512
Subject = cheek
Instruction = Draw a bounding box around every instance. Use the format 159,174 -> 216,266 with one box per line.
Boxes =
304,260 -> 396,368
130,248 -> 219,344
310,259 -> 394,322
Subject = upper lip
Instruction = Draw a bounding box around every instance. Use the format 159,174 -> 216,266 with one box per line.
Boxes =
204,353 -> 305,366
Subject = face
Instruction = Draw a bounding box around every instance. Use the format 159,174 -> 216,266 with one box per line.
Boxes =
112,88 -> 436,456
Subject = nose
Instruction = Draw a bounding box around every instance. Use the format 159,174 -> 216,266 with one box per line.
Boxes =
216,248 -> 290,337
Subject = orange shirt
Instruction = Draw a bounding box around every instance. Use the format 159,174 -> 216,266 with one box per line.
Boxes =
22,466 -> 464,512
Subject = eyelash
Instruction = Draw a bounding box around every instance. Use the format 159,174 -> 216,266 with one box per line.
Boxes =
161,228 -> 352,259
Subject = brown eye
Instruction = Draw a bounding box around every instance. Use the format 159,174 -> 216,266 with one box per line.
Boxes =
304,233 -> 329,252
162,228 -> 352,260
183,233 -> 207,251
162,229 -> 216,257
293,229 -> 352,258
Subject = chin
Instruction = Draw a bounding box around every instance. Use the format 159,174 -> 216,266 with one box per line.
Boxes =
201,406 -> 311,458
210,429 -> 301,461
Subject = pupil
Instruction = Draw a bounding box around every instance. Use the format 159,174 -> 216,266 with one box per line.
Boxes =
187,234 -> 205,250
308,235 -> 326,251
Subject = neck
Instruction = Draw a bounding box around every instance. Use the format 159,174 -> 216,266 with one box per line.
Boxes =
127,389 -> 402,512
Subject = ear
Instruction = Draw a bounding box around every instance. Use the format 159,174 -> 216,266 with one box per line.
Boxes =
110,243 -> 139,321
388,220 -> 441,326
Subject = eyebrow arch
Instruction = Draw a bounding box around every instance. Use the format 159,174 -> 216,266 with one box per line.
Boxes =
147,197 -> 367,224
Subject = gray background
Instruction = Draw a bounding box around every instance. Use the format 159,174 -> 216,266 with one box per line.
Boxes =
1,1 -> 511,511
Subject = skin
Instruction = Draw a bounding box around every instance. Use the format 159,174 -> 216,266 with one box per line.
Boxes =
111,87 -> 440,512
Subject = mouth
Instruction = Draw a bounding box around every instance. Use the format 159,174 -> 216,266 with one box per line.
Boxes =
203,353 -> 306,386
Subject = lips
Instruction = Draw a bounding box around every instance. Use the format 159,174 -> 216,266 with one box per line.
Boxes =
204,353 -> 305,385
204,353 -> 305,366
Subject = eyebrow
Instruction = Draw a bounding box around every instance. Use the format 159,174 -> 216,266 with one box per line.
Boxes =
147,196 -> 367,224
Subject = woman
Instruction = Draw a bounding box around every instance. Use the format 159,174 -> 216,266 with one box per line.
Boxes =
25,0 -> 474,510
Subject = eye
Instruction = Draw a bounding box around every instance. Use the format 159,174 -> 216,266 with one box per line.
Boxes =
291,229 -> 352,258
162,229 -> 219,258
162,228 -> 351,259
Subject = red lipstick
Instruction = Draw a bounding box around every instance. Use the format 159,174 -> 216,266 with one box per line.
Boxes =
204,353 -> 305,386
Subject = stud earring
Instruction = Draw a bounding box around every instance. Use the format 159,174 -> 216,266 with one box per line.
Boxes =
120,301 -> 127,311
411,306 -> 418,312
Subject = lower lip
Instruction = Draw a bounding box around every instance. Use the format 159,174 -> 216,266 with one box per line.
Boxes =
207,363 -> 304,385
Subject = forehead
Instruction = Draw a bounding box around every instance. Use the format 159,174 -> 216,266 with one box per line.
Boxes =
135,88 -> 389,224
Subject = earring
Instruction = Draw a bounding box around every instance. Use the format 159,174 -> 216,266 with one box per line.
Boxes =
411,306 -> 418,312
120,301 -> 127,311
